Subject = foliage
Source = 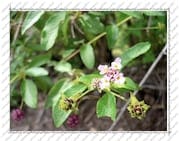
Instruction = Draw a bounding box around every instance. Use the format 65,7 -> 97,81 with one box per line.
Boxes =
10,11 -> 167,128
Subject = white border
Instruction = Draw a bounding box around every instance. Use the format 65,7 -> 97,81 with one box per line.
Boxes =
0,0 -> 179,141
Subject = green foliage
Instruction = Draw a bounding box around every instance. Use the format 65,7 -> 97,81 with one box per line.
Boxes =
80,44 -> 95,69
96,92 -> 117,121
41,12 -> 66,50
25,67 -> 48,77
121,42 -> 151,68
54,61 -> 72,73
21,11 -> 44,35
21,79 -> 37,108
106,25 -> 119,49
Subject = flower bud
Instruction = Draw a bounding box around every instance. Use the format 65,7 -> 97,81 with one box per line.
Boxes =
127,94 -> 150,120
11,108 -> 24,121
66,114 -> 79,128
59,95 -> 74,111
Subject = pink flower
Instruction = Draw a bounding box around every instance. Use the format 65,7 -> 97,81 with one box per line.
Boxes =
111,57 -> 122,70
98,65 -> 109,75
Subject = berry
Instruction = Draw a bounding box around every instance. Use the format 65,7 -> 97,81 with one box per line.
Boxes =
11,108 -> 24,121
66,114 -> 79,128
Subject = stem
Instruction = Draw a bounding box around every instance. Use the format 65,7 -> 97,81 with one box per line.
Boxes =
110,91 -> 127,102
77,89 -> 92,100
19,100 -> 24,110
10,74 -> 19,84
63,16 -> 132,61
127,26 -> 159,30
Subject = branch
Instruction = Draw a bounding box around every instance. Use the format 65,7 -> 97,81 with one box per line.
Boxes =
108,45 -> 167,131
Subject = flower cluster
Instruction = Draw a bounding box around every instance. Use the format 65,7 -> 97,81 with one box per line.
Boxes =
92,57 -> 125,92
66,114 -> 79,128
127,94 -> 150,120
11,108 -> 24,121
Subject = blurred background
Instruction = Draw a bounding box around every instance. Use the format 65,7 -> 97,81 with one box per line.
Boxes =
10,11 -> 167,131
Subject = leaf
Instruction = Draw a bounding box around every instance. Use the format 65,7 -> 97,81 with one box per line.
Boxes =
96,92 -> 116,121
121,42 -> 151,68
79,14 -> 104,35
45,78 -> 72,108
41,12 -> 66,50
28,53 -> 51,67
54,61 -> 72,73
34,76 -> 53,92
21,11 -> 44,35
21,79 -> 37,108
143,11 -> 165,16
52,100 -> 71,127
80,44 -> 95,69
111,77 -> 139,93
64,83 -> 87,98
106,25 -> 119,49
78,74 -> 101,86
25,67 -> 48,77
121,11 -> 143,19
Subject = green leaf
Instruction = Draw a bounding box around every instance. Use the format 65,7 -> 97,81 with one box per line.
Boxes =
21,11 -> 44,35
143,11 -> 165,16
54,61 -> 72,73
121,42 -> 151,68
80,44 -> 95,69
28,54 -> 51,67
106,25 -> 119,49
21,79 -> 37,108
121,11 -> 143,19
45,78 -> 71,108
34,76 -> 53,92
52,100 -> 71,128
96,92 -> 116,121
111,77 -> 139,93
64,83 -> 87,98
41,12 -> 66,50
78,74 -> 101,86
79,14 -> 104,35
25,67 -> 48,77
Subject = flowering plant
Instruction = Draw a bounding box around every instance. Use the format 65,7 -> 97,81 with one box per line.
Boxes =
10,11 -> 166,129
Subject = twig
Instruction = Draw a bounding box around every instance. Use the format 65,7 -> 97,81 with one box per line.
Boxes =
12,13 -> 24,45
108,45 -> 167,131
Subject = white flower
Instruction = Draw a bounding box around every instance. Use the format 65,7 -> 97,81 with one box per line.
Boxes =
98,65 -> 109,75
99,77 -> 110,90
114,73 -> 125,84
111,57 -> 122,70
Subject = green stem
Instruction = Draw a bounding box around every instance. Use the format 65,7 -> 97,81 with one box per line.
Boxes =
76,89 -> 92,100
64,16 -> 133,61
19,100 -> 24,110
127,26 -> 159,30
110,91 -> 127,102
10,74 -> 19,84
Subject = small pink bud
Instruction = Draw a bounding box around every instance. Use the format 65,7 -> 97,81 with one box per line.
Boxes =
11,108 -> 24,121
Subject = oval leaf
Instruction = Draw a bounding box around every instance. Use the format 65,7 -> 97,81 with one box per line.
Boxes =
121,11 -> 143,19
80,44 -> 95,69
106,25 -> 119,49
54,61 -> 72,73
25,67 -> 48,77
96,92 -> 116,121
41,12 -> 66,50
121,42 -> 151,68
21,79 -> 37,108
28,53 -> 51,67
21,11 -> 44,35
